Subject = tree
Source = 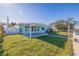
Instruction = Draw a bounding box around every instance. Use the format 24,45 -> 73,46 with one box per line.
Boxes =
54,19 -> 67,31
54,18 -> 76,32
0,24 -> 6,39
10,22 -> 16,27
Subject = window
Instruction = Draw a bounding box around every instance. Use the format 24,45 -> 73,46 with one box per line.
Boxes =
20,27 -> 22,32
25,28 -> 27,31
42,27 -> 44,30
37,28 -> 39,31
31,28 -> 34,31
35,28 -> 37,32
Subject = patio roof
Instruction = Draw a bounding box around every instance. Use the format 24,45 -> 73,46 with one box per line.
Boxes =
18,23 -> 48,27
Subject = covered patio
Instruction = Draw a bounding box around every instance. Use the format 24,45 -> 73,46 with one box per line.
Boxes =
19,23 -> 48,37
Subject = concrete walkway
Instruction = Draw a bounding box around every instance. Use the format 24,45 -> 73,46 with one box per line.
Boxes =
73,40 -> 79,56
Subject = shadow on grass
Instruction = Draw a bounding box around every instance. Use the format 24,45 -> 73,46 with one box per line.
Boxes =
0,38 -> 3,56
48,31 -> 67,37
36,35 -> 67,49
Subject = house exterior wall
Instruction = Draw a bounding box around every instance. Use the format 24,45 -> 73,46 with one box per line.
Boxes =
3,25 -> 20,34
74,22 -> 79,29
19,26 -> 48,35
19,26 -> 30,34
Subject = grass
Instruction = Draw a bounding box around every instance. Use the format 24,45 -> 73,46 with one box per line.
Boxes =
48,31 -> 67,37
37,36 -> 67,48
48,31 -> 73,38
37,36 -> 72,56
0,29 -> 6,55
2,34 -> 72,56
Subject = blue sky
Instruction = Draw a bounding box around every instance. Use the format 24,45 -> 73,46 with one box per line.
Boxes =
0,3 -> 79,24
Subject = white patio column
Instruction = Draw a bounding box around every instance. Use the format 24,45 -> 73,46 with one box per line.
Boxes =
35,27 -> 37,33
34,27 -> 35,33
29,24 -> 32,38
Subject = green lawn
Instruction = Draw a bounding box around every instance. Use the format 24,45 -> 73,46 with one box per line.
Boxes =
1,34 -> 72,56
48,31 -> 67,37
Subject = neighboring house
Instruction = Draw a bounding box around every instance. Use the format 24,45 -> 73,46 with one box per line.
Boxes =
74,22 -> 79,30
50,23 -> 57,31
73,22 -> 79,41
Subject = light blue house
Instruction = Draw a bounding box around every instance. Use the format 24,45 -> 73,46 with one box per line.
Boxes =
19,23 -> 48,37
4,23 -> 49,37
3,16 -> 49,37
